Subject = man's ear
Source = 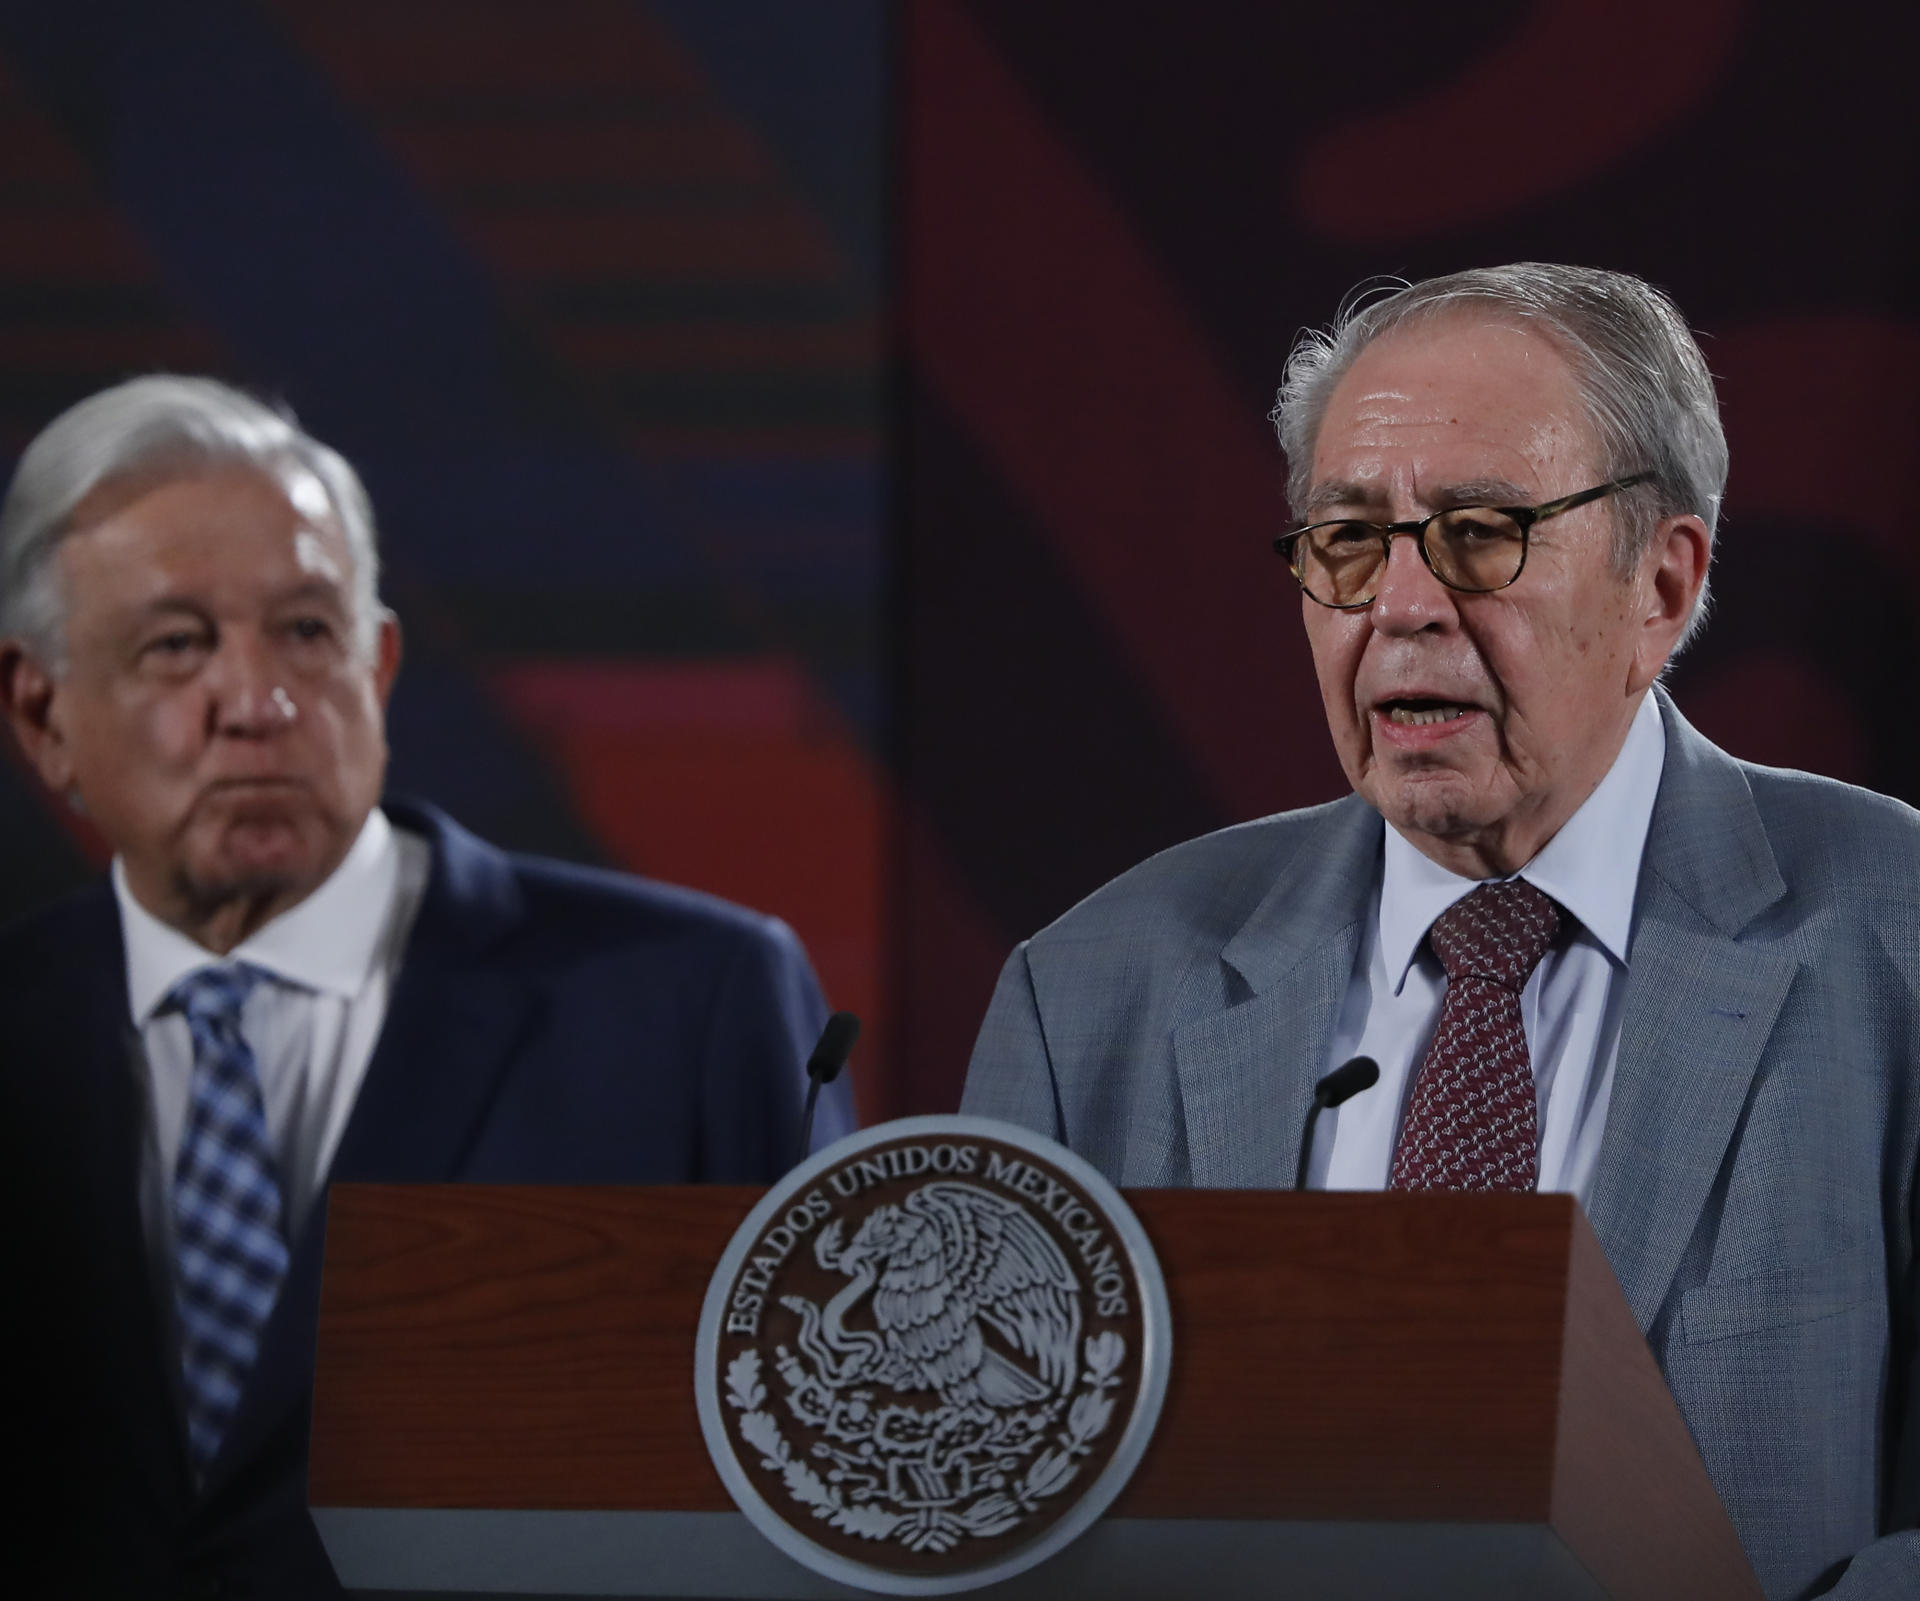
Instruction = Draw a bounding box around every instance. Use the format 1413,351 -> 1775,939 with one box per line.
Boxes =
0,641 -> 76,795
1629,513 -> 1712,693
373,609 -> 402,708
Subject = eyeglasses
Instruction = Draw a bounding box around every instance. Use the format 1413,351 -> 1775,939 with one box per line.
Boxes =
1273,472 -> 1654,609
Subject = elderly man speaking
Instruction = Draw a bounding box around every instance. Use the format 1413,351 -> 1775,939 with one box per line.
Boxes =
963,264 -> 1920,1598
0,377 -> 853,1597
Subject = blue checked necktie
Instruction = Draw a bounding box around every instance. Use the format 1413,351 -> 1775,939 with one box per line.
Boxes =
169,964 -> 290,1477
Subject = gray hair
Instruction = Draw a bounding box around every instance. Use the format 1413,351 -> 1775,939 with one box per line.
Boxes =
1271,263 -> 1727,650
0,374 -> 383,671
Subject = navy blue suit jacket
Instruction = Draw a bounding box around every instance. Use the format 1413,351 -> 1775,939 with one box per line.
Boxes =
0,799 -> 853,1598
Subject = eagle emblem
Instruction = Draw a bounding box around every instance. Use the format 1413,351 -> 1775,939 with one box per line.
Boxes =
698,1118 -> 1168,1592
788,1180 -> 1082,1414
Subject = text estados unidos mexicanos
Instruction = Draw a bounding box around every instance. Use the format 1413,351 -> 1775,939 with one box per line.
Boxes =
724,1144 -> 1132,1336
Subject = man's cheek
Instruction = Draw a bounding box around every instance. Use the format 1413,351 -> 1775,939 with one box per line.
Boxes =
146,695 -> 216,762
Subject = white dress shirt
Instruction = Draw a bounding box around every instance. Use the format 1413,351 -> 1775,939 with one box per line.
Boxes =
1311,690 -> 1667,1203
118,807 -> 432,1275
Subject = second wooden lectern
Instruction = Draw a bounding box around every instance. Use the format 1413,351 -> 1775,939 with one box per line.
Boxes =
309,1187 -> 1761,1599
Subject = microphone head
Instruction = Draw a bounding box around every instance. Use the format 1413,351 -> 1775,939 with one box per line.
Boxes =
1314,1055 -> 1380,1110
805,1011 -> 862,1085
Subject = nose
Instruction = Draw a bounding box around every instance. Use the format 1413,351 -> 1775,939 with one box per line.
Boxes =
1367,530 -> 1460,636
204,631 -> 297,737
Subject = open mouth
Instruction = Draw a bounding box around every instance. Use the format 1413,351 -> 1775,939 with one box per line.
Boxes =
1378,698 -> 1476,727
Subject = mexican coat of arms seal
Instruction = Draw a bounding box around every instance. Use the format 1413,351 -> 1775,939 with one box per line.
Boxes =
695,1115 -> 1172,1594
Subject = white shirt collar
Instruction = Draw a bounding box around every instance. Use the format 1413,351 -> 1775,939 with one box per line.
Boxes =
1377,691 -> 1667,991
116,807 -> 403,1025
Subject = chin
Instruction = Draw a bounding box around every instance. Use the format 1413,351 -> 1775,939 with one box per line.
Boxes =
171,860 -> 304,924
182,818 -> 330,902
1376,775 -> 1492,843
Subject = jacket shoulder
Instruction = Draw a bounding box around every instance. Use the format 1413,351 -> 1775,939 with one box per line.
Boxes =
504,849 -> 806,964
392,795 -> 805,971
1739,760 -> 1920,908
1029,795 -> 1367,960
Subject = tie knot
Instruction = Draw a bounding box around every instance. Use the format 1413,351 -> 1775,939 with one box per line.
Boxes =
167,963 -> 267,1029
1428,879 -> 1561,991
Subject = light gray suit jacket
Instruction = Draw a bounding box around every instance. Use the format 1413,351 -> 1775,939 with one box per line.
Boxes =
963,692 -> 1920,1600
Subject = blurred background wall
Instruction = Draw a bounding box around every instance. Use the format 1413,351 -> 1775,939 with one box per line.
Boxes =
1,1 -> 1915,1120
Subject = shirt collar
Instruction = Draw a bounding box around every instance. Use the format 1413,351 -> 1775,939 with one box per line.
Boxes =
117,807 -> 402,1025
1377,691 -> 1667,991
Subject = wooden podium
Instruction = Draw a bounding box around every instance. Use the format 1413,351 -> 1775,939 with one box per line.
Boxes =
309,1186 -> 1762,1600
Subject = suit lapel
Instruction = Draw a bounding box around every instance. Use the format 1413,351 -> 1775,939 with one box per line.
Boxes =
1585,692 -> 1795,1330
208,803 -> 544,1494
1173,798 -> 1379,1187
325,941 -> 543,1182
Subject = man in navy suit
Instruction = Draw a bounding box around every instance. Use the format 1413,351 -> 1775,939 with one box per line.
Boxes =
0,375 -> 855,1598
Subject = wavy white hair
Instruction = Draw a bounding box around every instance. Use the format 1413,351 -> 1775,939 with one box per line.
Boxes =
0,374 -> 383,672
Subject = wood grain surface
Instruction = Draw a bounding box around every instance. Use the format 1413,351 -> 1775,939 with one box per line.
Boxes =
1114,1191 -> 1568,1521
308,1183 -> 1757,1596
310,1184 -> 756,1511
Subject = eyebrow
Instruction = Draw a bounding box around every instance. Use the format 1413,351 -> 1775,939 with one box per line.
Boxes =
1299,477 -> 1537,520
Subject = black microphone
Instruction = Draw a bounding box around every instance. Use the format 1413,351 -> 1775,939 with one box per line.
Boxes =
796,1011 -> 861,1167
1295,1056 -> 1380,1190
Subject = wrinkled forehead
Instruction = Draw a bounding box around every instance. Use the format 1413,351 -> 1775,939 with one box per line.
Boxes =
59,460 -> 360,612
1309,312 -> 1600,504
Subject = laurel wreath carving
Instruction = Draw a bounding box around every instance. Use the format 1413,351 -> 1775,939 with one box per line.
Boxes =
724,1330 -> 1126,1553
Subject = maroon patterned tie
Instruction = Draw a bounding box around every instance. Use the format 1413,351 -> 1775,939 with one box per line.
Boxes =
1388,879 -> 1562,1192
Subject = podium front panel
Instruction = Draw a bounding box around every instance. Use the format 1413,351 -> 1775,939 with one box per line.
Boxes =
311,1185 -> 1759,1600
